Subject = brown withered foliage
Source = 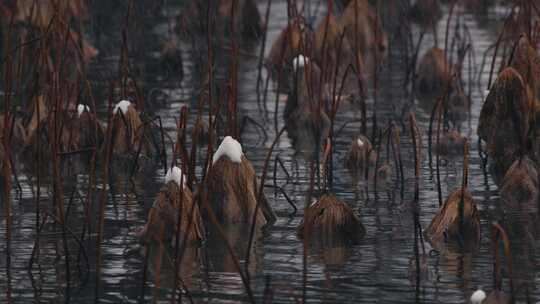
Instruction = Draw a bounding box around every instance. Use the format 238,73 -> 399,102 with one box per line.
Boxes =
285,59 -> 327,114
266,16 -> 314,92
284,60 -> 331,157
13,0 -> 88,27
447,87 -> 471,127
23,95 -> 48,147
0,115 -> 26,151
435,130 -> 466,156
510,35 -> 540,99
424,188 -> 480,250
206,155 -> 275,227
191,118 -> 212,146
345,134 -> 376,179
500,157 -> 538,212
314,13 -> 362,95
179,0 -> 262,40
6,0 -> 98,63
60,109 -> 105,153
111,104 -> 155,157
314,14 -> 343,66
340,0 -> 388,69
161,41 -> 184,81
140,181 -> 203,246
297,194 -> 365,244
416,47 -> 453,103
478,67 -> 533,174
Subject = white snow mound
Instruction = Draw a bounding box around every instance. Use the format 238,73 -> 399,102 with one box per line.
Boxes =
77,104 -> 90,117
113,100 -> 132,114
165,166 -> 186,187
470,289 -> 486,304
213,136 -> 243,164
293,55 -> 309,71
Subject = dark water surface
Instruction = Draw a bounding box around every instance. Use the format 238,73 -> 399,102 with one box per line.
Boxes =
0,1 -> 539,303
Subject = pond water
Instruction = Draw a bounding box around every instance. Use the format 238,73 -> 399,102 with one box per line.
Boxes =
0,1 -> 539,303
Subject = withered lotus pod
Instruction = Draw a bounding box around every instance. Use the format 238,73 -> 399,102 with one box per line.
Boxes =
314,13 -> 362,95
447,87 -> 471,127
205,136 -> 275,227
297,194 -> 365,244
266,16 -> 314,93
314,14 -> 344,67
139,167 -> 203,245
284,56 -> 331,158
340,0 -> 389,66
416,47 -> 453,103
510,34 -> 540,99
477,67 -> 533,174
345,134 -> 377,179
111,100 -> 155,157
285,56 -> 327,115
500,157 -> 538,212
435,130 -> 466,156
60,105 -> 104,153
376,162 -> 393,184
424,188 -> 480,250
425,139 -> 480,250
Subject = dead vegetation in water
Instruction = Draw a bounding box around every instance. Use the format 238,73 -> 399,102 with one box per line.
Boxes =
179,0 -> 263,40
424,188 -> 480,250
284,60 -> 331,157
500,157 -> 538,212
510,35 -> 540,99
425,139 -> 480,251
3,0 -> 540,301
340,0 -> 388,72
345,134 -> 376,179
139,181 -> 203,246
64,109 -> 105,152
266,16 -> 314,92
478,67 -> 533,174
0,0 -> 98,69
297,194 -> 365,244
416,47 -> 453,103
313,13 -> 360,90
482,223 -> 515,303
111,103 -> 155,157
205,155 -> 275,227
435,130 -> 466,156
